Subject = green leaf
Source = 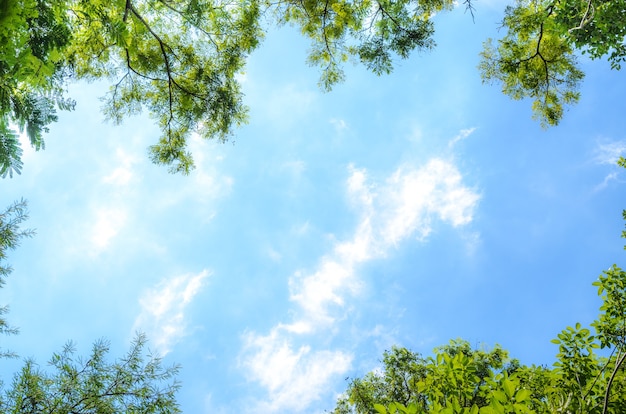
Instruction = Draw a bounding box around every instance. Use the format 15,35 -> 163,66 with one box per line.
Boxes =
492,390 -> 507,403
374,403 -> 388,414
503,377 -> 516,399
514,388 -> 531,403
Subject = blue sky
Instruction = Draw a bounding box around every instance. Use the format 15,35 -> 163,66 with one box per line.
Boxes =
2,2 -> 626,413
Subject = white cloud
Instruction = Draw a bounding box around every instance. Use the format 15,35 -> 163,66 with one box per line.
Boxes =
241,328 -> 352,412
64,136 -> 231,262
134,270 -> 210,355
103,167 -> 133,186
240,156 -> 480,412
90,207 -> 127,254
102,148 -> 137,186
188,135 -> 234,200
84,148 -> 138,255
59,146 -> 139,257
591,139 -> 626,191
379,159 -> 478,245
593,140 -> 626,165
448,127 -> 476,148
266,246 -> 282,262
330,118 -> 348,133
593,171 -> 620,192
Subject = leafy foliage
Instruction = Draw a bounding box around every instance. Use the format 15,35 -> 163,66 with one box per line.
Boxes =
1,333 -> 181,413
274,0 -> 455,89
0,200 -> 34,359
64,0 -> 264,174
0,0 -> 74,177
479,0 -> 584,127
332,340 -> 534,414
553,0 -> 626,69
479,0 -> 624,126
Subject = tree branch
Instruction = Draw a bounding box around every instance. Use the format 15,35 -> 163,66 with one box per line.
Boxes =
603,349 -> 626,414
568,0 -> 594,33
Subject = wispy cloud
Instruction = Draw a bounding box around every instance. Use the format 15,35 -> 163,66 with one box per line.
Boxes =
448,127 -> 476,149
593,140 -> 626,165
239,156 -> 479,412
593,171 -> 621,192
85,149 -> 137,256
592,139 -> 626,190
90,207 -> 127,253
330,118 -> 349,133
241,329 -> 352,412
102,148 -> 137,186
379,159 -> 478,245
134,270 -> 210,355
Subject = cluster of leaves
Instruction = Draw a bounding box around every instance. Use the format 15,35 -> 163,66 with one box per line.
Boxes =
553,0 -> 626,69
64,0 -> 264,173
1,334 -> 180,413
334,340 -> 517,414
333,341 -> 544,414
0,200 -> 33,359
479,0 -> 625,127
273,0 -> 455,89
0,0 -> 74,178
333,238 -> 626,414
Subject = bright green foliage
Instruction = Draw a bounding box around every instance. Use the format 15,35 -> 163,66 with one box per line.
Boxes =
274,0 -> 455,90
0,200 -> 33,288
592,265 -> 626,414
479,0 -> 584,127
0,333 -> 181,413
553,0 -> 626,69
335,334 -> 617,413
64,0 -> 264,174
333,340 -> 526,414
0,0 -> 74,177
480,0 -> 624,127
549,322 -> 605,413
0,199 -> 33,359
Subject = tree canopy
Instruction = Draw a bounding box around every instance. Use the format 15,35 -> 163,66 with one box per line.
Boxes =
1,0 -> 622,176
1,333 -> 180,413
479,0 -> 625,127
333,268 -> 626,413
